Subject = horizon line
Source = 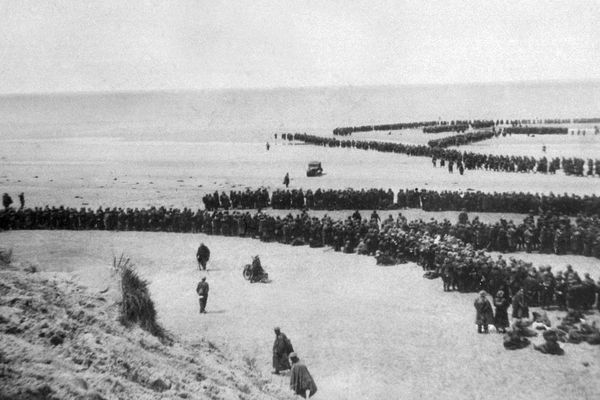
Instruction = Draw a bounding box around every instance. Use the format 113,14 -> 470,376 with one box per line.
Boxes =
1,78 -> 599,98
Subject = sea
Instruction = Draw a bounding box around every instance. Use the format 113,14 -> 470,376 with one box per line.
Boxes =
1,81 -> 600,143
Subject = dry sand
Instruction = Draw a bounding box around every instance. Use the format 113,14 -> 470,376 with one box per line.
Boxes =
2,230 -> 600,400
0,260 -> 296,400
1,136 -> 600,211
2,131 -> 600,399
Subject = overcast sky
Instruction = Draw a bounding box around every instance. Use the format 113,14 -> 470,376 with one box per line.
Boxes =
1,0 -> 599,94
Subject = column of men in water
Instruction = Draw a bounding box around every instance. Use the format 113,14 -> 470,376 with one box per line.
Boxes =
1,202 -> 600,311
332,119 -> 600,136
285,132 -> 600,177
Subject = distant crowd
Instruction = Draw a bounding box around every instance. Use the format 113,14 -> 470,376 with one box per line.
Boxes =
331,117 -> 599,136
504,127 -> 567,135
427,131 -> 495,148
282,133 -> 600,177
2,200 -> 600,261
2,205 -> 599,315
200,187 -> 600,215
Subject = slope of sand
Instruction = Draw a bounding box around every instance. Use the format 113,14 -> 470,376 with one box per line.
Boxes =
2,231 -> 599,400
0,260 -> 296,400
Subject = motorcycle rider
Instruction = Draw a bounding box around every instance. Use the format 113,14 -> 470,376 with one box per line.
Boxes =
250,255 -> 266,283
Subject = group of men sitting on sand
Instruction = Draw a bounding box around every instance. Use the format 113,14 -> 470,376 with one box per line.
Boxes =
474,290 -> 600,355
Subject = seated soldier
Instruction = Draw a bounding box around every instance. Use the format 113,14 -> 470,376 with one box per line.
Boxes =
534,330 -> 564,355
375,250 -> 395,266
513,319 -> 538,337
356,239 -> 369,255
503,324 -> 532,350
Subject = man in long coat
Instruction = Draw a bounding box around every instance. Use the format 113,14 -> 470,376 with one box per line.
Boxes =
272,327 -> 294,374
512,288 -> 529,320
493,290 -> 510,333
196,243 -> 210,270
474,290 -> 494,333
196,277 -> 209,314
289,352 -> 317,398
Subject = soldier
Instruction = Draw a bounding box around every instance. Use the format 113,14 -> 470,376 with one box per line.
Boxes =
493,290 -> 510,333
196,243 -> 210,270
18,193 -> 24,210
289,352 -> 317,398
474,291 -> 494,334
196,277 -> 209,314
534,330 -> 564,355
2,193 -> 13,210
272,327 -> 294,375
512,288 -> 529,320
283,172 -> 290,188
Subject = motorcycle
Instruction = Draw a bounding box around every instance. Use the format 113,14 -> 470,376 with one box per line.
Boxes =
242,264 -> 270,283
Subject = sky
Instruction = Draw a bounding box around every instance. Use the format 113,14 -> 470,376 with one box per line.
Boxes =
0,0 -> 599,94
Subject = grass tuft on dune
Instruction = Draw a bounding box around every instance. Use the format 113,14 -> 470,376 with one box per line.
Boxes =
113,254 -> 171,344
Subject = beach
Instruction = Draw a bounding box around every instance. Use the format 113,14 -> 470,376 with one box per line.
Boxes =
2,85 -> 600,399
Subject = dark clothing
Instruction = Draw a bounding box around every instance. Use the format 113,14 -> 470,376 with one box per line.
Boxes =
503,331 -> 531,350
196,281 -> 209,313
251,259 -> 265,282
512,292 -> 529,319
493,295 -> 510,330
196,243 -> 210,270
290,361 -> 317,398
272,333 -> 294,372
474,297 -> 494,326
283,174 -> 290,188
2,193 -> 12,210
534,341 -> 564,355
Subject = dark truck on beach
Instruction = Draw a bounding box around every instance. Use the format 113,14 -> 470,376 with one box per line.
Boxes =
306,161 -> 323,177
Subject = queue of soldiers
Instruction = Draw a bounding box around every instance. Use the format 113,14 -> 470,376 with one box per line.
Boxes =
504,127 -> 568,135
1,204 -> 599,324
408,189 -> 600,215
270,188 -> 395,210
427,131 -> 495,148
423,123 -> 469,133
331,119 -> 523,136
2,200 -> 600,265
202,188 -> 270,210
198,187 -> 600,216
288,133 -> 600,177
432,212 -> 600,259
330,118 -> 598,137
332,120 -> 441,136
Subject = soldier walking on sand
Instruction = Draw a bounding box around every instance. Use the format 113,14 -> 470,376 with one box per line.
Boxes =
283,172 -> 290,188
196,277 -> 209,314
196,242 -> 210,270
289,352 -> 317,398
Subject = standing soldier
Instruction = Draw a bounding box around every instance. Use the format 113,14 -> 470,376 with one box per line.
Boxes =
474,291 -> 494,333
272,327 -> 294,375
283,173 -> 290,188
2,193 -> 13,210
18,193 -> 25,210
196,277 -> 209,314
196,242 -> 210,270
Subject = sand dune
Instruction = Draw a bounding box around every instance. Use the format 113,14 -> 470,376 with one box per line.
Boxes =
2,230 -> 599,400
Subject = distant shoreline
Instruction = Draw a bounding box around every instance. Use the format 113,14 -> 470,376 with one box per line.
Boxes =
2,78 -> 600,98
